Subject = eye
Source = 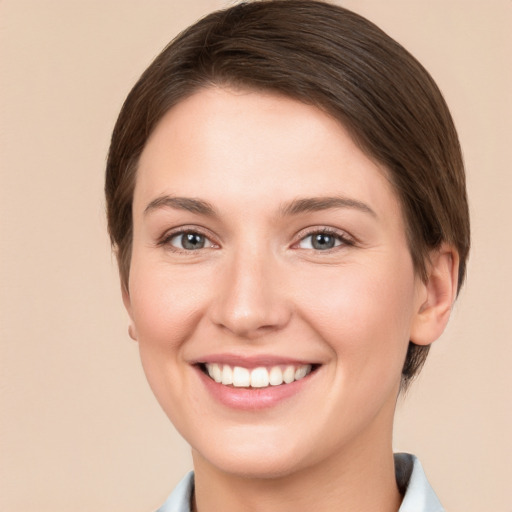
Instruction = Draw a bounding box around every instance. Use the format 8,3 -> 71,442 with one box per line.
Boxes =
297,230 -> 350,251
167,231 -> 215,251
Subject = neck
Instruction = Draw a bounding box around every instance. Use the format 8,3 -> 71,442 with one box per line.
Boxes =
192,430 -> 402,512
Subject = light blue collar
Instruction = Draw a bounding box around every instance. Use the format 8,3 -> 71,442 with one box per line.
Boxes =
157,453 -> 444,512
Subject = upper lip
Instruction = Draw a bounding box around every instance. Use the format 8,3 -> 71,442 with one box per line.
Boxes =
190,354 -> 321,369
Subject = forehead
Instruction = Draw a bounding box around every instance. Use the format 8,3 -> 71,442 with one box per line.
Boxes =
135,86 -> 402,223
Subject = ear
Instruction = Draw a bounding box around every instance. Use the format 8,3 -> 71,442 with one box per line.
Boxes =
122,283 -> 138,341
410,244 -> 459,346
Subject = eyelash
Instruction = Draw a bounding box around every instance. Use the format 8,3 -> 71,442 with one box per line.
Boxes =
293,227 -> 355,252
157,227 -> 217,253
157,226 -> 355,253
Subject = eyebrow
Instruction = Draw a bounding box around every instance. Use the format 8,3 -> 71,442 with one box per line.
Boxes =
144,196 -> 217,217
279,196 -> 376,217
143,195 -> 376,219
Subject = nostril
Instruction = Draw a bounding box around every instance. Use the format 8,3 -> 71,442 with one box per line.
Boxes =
210,299 -> 292,339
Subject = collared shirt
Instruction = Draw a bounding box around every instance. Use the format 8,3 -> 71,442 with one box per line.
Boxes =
156,453 -> 444,512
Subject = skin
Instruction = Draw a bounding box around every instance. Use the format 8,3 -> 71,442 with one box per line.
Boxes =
124,87 -> 458,512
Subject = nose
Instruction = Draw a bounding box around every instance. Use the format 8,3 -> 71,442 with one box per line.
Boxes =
209,248 -> 292,339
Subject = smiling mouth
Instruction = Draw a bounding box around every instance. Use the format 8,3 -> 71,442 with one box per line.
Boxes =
199,363 -> 316,389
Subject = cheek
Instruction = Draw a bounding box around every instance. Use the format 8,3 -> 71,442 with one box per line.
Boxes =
296,259 -> 416,372
129,261 -> 209,346
127,261 -> 211,424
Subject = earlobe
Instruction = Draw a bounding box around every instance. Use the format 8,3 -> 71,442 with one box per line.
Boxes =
122,283 -> 138,341
410,244 -> 459,346
128,324 -> 138,341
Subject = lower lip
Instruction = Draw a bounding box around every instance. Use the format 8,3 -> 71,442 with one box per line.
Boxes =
195,367 -> 316,410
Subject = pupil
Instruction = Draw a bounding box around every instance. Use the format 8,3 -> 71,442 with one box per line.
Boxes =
182,233 -> 205,250
312,233 -> 335,250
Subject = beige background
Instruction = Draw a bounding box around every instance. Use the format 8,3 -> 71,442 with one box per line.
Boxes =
1,1 -> 510,511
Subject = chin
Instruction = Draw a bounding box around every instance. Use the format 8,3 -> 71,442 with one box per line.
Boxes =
199,450 -> 307,480
190,427 -> 312,479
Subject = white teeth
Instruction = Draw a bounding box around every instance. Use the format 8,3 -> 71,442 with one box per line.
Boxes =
269,366 -> 284,386
212,364 -> 222,382
283,365 -> 295,384
232,366 -> 251,387
250,367 -> 269,388
221,365 -> 233,385
295,364 -> 311,381
204,363 -> 313,388
206,363 -> 222,383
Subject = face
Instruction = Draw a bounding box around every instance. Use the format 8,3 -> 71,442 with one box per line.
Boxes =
125,87 -> 427,478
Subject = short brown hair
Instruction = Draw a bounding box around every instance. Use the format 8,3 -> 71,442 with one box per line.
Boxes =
105,0 -> 470,387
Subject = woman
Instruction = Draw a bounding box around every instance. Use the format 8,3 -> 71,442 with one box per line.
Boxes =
105,1 -> 470,511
